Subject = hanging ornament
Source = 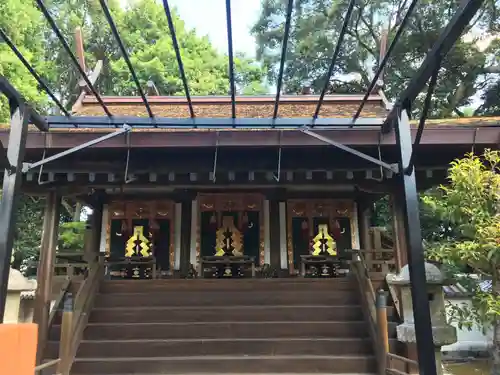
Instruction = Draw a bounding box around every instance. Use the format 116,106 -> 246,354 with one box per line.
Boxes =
332,220 -> 342,240
301,220 -> 308,230
121,219 -> 128,234
302,219 -> 310,240
241,212 -> 249,231
209,213 -> 217,230
149,202 -> 160,232
150,219 -> 160,232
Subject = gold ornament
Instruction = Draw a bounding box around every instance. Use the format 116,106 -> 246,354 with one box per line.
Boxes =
214,216 -> 243,256
312,224 -> 337,256
125,226 -> 151,257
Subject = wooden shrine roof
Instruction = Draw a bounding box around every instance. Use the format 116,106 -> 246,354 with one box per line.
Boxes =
73,94 -> 388,118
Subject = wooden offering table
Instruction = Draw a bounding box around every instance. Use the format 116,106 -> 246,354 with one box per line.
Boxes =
300,255 -> 342,277
104,256 -> 157,279
200,255 -> 256,278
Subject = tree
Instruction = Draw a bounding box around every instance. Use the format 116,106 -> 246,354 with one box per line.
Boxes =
252,0 -> 500,117
10,195 -> 45,271
58,221 -> 87,252
42,0 -> 267,101
422,150 -> 500,375
0,0 -> 51,120
1,0 -> 268,122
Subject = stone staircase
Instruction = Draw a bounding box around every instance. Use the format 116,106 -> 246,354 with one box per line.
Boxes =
48,278 -> 394,374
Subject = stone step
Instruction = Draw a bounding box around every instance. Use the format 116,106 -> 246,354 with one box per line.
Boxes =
50,321 -> 380,341
99,279 -> 357,293
47,337 -> 378,359
70,355 -> 377,374
85,305 -> 365,323
94,290 -> 359,308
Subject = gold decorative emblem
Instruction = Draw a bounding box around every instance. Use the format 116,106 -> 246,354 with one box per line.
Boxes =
125,226 -> 151,257
215,216 -> 243,256
312,224 -> 337,256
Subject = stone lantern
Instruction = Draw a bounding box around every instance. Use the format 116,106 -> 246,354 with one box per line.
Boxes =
386,262 -> 457,375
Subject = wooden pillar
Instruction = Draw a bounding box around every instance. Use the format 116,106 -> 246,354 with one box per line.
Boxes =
357,199 -> 372,250
263,199 -> 271,265
268,199 -> 281,269
179,199 -> 192,276
33,191 -> 61,363
90,201 -> 103,260
390,194 -> 408,271
357,198 -> 373,276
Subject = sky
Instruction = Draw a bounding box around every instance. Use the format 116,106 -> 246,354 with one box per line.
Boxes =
171,0 -> 262,57
125,0 -> 263,57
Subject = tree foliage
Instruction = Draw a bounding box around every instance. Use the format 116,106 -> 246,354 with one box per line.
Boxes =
0,0 -> 267,122
58,221 -> 86,251
422,150 -> 500,374
9,195 -> 82,271
0,0 -> 50,120
252,0 -> 500,117
10,195 -> 45,270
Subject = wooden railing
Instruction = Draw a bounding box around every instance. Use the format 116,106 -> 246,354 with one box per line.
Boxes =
351,250 -> 382,373
35,257 -> 104,375
357,248 -> 396,278
350,249 -> 418,375
27,251 -> 89,282
365,227 -> 397,278
386,353 -> 419,375
58,257 -> 104,375
34,358 -> 61,374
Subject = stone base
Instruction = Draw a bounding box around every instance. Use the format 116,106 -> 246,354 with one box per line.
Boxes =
397,323 -> 458,347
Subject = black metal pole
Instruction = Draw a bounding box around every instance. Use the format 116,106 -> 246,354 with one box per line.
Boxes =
272,0 -> 294,121
0,101 -> 30,322
313,0 -> 356,120
0,77 -> 48,131
34,0 -> 112,117
98,0 -> 154,119
351,0 -> 419,125
394,108 -> 437,375
0,27 -> 72,119
225,0 -> 236,120
405,62 -> 440,174
162,0 -> 195,118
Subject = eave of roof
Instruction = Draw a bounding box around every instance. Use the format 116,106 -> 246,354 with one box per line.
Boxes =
2,115 -> 499,133
80,94 -> 385,105
1,123 -> 497,151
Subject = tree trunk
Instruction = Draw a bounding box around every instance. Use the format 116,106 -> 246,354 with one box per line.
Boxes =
73,202 -> 82,222
492,275 -> 500,375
